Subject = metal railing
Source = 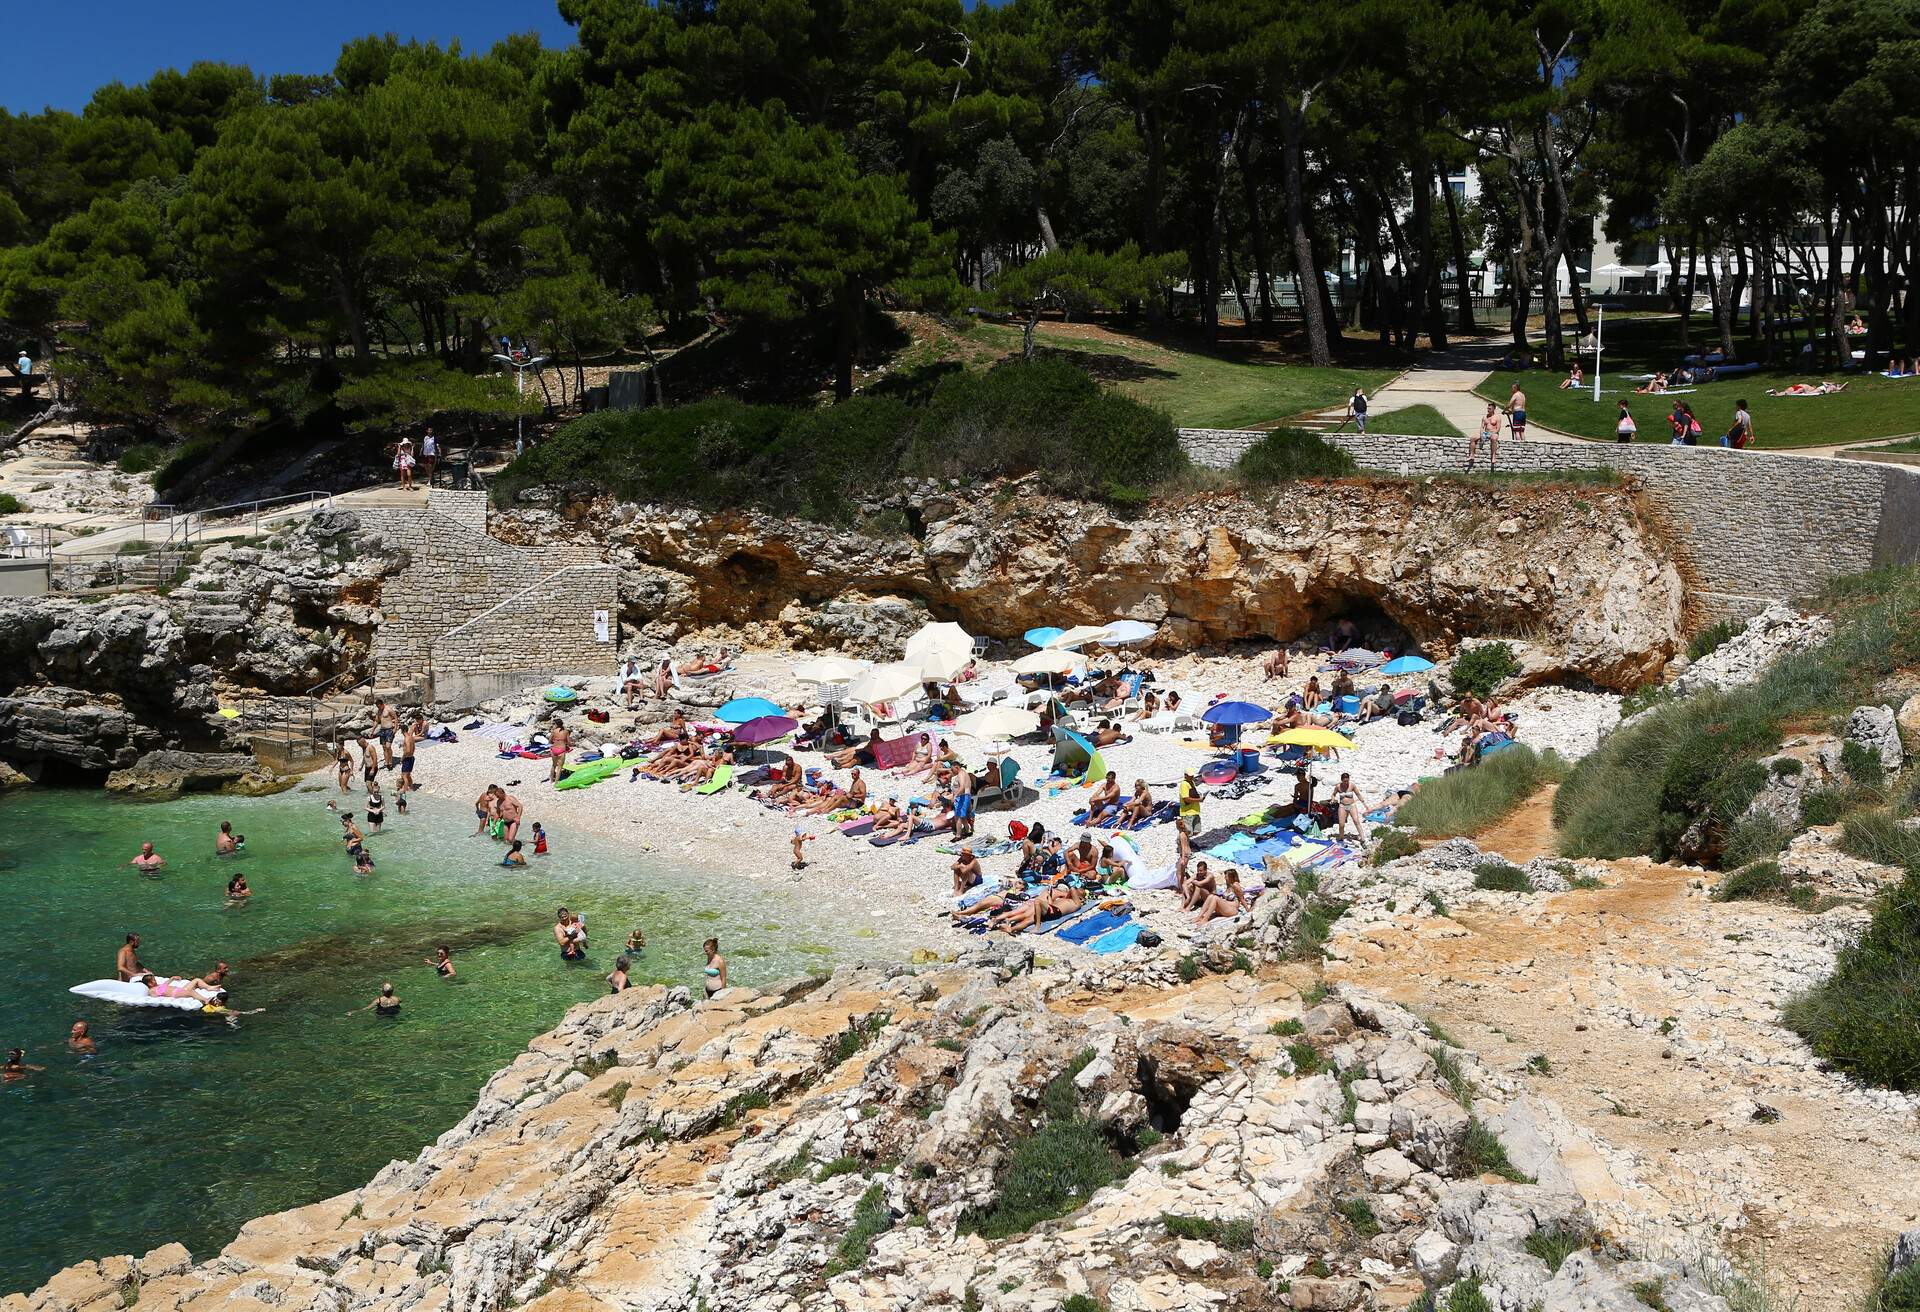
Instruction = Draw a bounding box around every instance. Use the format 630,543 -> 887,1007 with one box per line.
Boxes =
164,490 -> 333,548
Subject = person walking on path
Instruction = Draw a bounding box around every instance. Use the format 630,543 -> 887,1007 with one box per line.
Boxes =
1467,402 -> 1502,470
1507,382 -> 1528,442
1345,386 -> 1369,433
1724,399 -> 1754,449
1615,400 -> 1637,445
393,436 -> 416,491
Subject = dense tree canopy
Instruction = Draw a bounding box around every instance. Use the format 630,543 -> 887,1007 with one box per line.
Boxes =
3,0 -> 1916,437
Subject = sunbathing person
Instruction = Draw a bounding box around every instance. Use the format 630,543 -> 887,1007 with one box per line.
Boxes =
1195,868 -> 1260,926
1178,860 -> 1217,911
751,758 -> 804,803
1063,836 -> 1099,883
1767,380 -> 1848,396
829,729 -> 883,770
990,883 -> 1085,933
791,782 -> 849,816
676,749 -> 733,790
1302,677 -> 1324,709
1090,719 -> 1131,748
1558,363 -> 1584,390
844,768 -> 868,808
1356,684 -> 1398,723
1085,771 -> 1123,825
1114,780 -> 1155,828
640,712 -> 689,750
1330,670 -> 1357,699
639,742 -> 695,778
1134,689 -> 1161,722
869,798 -> 911,842
1633,372 -> 1669,394
951,847 -> 985,896
896,733 -> 937,777
1017,834 -> 1064,882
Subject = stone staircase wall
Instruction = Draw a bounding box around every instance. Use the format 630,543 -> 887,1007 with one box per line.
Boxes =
355,490 -> 615,705
1180,428 -> 1920,619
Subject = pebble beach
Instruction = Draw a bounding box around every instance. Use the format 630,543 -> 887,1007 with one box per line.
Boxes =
387,645 -> 1624,954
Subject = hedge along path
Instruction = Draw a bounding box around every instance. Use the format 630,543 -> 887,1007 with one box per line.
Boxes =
1326,859 -> 1920,1300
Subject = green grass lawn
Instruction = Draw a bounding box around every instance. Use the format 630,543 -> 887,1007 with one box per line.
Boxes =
970,321 -> 1395,430
1369,403 -> 1464,437
1480,314 -> 1920,448
1477,375 -> 1920,449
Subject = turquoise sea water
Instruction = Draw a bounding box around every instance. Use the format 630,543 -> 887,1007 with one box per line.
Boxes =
0,785 -> 883,1292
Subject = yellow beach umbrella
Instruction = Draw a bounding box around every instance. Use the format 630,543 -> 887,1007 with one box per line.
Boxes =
1270,727 -> 1354,751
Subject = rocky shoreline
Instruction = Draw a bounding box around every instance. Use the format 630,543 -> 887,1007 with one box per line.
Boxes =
11,948 -> 1847,1312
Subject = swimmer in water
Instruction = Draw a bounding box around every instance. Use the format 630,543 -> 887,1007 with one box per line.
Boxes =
353,850 -> 376,876
116,933 -> 143,982
428,946 -> 456,979
625,927 -> 647,956
364,781 -> 386,833
607,956 -> 631,993
4,1048 -> 45,1082
68,1021 -> 96,1054
350,983 -> 401,1017
215,821 -> 239,855
339,813 -> 366,858
554,908 -> 586,960
130,843 -> 165,874
500,839 -> 527,868
225,873 -> 251,905
531,822 -> 548,855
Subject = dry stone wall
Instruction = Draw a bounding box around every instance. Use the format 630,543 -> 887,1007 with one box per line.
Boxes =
355,490 -> 615,704
1180,429 -> 1920,618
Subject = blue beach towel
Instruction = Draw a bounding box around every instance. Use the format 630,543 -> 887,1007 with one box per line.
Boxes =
1090,922 -> 1146,953
1057,908 -> 1132,944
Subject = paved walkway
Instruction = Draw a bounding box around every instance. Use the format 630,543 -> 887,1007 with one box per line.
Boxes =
1353,342 -> 1585,441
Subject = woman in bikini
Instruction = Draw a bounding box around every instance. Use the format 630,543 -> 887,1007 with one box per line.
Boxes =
1333,773 -> 1369,841
701,937 -> 727,997
428,946 -> 456,979
1195,868 -> 1260,926
989,883 -> 1084,934
1114,780 -> 1155,829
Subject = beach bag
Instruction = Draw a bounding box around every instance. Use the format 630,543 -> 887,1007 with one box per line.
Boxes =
586,709 -> 610,723
1397,709 -> 1422,726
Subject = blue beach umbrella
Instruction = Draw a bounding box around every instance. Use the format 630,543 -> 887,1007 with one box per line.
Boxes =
1381,655 -> 1435,675
1024,626 -> 1065,649
1200,700 -> 1271,726
715,696 -> 785,724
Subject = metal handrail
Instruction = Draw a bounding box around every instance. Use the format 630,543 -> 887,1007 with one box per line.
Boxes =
169,490 -> 333,546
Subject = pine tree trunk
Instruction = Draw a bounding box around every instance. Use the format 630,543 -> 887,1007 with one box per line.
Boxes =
1281,97 -> 1332,367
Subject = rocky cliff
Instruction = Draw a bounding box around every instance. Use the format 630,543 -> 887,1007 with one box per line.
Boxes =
501,476 -> 1686,690
0,511 -> 404,781
11,949 -> 1760,1312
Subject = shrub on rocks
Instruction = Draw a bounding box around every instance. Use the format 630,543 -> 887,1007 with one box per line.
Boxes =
1231,427 -> 1357,485
1394,745 -> 1566,838
1448,642 -> 1518,700
1711,860 -> 1788,903
1471,864 -> 1533,894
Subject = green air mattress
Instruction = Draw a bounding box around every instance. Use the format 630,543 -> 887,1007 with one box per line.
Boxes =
555,757 -> 627,790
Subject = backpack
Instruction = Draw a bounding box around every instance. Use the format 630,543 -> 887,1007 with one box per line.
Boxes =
1397,709 -> 1423,726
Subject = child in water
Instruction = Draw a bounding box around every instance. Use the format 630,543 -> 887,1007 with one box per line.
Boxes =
353,850 -> 376,875
500,839 -> 528,868
531,822 -> 548,855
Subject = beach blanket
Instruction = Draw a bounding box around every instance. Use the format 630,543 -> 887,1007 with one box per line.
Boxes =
1057,908 -> 1132,945
1089,922 -> 1146,953
839,816 -> 876,836
466,723 -> 520,742
872,735 -> 921,771
693,764 -> 734,795
955,881 -> 1002,911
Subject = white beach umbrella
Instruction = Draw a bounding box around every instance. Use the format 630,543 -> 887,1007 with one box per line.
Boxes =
845,661 -> 924,707
952,705 -> 1041,742
792,655 -> 870,685
1012,648 -> 1086,676
1097,619 -> 1158,647
905,621 -> 974,675
1045,623 -> 1117,650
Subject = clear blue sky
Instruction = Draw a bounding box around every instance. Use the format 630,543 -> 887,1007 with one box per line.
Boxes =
0,2 -> 580,114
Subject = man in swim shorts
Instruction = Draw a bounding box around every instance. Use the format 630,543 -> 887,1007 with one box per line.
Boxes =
400,715 -> 424,794
130,843 -> 165,874
951,846 -> 984,895
1508,383 -> 1528,441
950,764 -> 976,839
116,933 -> 143,981
498,790 -> 524,844
374,699 -> 398,769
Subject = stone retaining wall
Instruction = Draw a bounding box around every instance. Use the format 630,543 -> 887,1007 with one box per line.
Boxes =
1179,429 -> 1920,618
355,490 -> 614,704
427,564 -> 620,706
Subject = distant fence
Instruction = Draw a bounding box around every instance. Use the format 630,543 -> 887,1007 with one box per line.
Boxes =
1178,428 -> 1920,619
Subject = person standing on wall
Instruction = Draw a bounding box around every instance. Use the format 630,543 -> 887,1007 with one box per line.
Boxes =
1507,382 -> 1528,442
420,429 -> 439,486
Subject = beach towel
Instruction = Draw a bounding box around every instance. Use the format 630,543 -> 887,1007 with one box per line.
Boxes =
872,735 -> 920,771
1089,922 -> 1146,953
693,764 -> 734,795
1057,908 -> 1132,945
955,881 -> 1002,911
839,816 -> 876,836
1029,903 -> 1099,936
467,723 -> 521,742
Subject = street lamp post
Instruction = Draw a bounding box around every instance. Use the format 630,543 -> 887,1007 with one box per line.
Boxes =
491,351 -> 549,456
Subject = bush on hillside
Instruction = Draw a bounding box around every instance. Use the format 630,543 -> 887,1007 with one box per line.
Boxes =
1783,862 -> 1920,1088
1685,617 -> 1740,663
1555,567 -> 1920,864
117,443 -> 163,474
1393,745 -> 1567,838
490,358 -> 1186,518
151,436 -> 223,493
0,492 -> 19,514
1711,860 -> 1788,902
1449,642 -> 1518,699
903,357 -> 1187,505
1232,427 -> 1357,484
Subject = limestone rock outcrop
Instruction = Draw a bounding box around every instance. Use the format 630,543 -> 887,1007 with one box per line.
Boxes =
520,477 -> 1685,690
11,958 -> 1740,1312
